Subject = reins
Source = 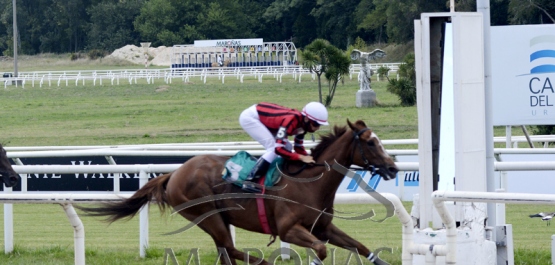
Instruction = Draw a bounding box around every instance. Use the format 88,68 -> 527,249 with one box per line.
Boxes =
280,127 -> 378,176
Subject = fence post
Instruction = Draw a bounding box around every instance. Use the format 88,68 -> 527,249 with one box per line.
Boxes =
139,170 -> 149,258
552,235 -> 555,265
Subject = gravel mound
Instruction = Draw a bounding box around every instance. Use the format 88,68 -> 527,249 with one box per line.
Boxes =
107,45 -> 172,66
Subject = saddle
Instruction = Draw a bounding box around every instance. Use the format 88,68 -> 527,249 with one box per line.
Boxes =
222,151 -> 282,188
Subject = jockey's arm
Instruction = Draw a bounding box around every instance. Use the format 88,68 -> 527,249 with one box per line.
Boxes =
274,127 -> 314,163
293,134 -> 308,155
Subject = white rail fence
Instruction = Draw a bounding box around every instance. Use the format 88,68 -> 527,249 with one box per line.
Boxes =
431,191 -> 555,265
2,63 -> 402,88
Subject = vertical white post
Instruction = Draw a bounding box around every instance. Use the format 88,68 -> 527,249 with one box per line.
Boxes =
415,16 -> 435,229
229,225 -> 236,246
496,125 -> 512,225
477,0 -> 497,230
139,170 -> 149,258
104,156 -> 120,193
552,235 -> 555,265
62,203 -> 85,265
5,158 -> 26,254
4,186 -> 13,254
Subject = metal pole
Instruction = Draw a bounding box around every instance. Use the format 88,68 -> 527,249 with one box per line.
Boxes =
139,170 -> 149,258
12,0 -> 18,77
62,203 -> 85,265
477,0 -> 496,228
3,186 -> 13,254
520,125 -> 535,148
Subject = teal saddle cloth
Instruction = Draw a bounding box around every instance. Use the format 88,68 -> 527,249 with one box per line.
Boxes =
222,151 -> 283,187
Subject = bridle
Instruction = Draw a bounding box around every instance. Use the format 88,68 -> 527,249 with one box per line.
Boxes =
349,128 -> 378,175
351,128 -> 396,180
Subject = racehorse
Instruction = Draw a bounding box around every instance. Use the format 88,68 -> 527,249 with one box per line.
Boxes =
78,120 -> 398,265
0,144 -> 20,188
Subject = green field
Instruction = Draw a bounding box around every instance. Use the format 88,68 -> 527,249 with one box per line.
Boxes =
0,57 -> 551,264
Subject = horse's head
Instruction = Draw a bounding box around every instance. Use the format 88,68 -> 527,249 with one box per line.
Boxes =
0,144 -> 20,188
347,119 -> 398,181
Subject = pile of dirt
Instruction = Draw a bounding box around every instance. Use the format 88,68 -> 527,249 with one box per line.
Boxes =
106,45 -> 172,66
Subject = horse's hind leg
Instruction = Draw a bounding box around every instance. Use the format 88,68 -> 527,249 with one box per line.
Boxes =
319,223 -> 387,265
184,213 -> 268,265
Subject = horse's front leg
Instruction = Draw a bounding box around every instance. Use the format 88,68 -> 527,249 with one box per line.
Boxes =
320,223 -> 389,265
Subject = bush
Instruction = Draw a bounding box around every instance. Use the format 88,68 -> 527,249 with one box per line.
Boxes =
87,49 -> 107,60
386,53 -> 416,106
377,66 -> 390,79
70,53 -> 84,61
532,125 -> 555,135
532,125 -> 555,146
387,78 -> 416,106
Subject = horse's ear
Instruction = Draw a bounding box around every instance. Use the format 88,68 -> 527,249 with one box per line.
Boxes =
347,119 -> 355,130
355,120 -> 367,128
347,119 -> 367,131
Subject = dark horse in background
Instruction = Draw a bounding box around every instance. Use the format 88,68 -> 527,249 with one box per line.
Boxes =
79,120 -> 398,265
0,144 -> 20,188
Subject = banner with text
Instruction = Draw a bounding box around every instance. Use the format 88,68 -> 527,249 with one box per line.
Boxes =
491,25 -> 555,125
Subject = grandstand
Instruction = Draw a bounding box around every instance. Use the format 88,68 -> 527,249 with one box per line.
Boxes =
170,38 -> 298,68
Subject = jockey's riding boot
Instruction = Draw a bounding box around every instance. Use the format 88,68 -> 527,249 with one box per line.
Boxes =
242,158 -> 270,193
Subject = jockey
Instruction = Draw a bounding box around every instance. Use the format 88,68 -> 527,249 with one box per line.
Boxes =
217,55 -> 223,67
238,102 -> 329,192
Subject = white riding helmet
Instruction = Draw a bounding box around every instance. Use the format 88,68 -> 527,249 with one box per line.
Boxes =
302,102 -> 329,125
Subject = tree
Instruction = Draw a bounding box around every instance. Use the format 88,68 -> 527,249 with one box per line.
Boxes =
356,0 -> 388,44
196,1 -> 255,40
311,0 -> 360,48
134,0 -> 207,46
87,1 -> 144,52
301,39 -> 351,106
508,0 -> 555,24
323,47 -> 351,106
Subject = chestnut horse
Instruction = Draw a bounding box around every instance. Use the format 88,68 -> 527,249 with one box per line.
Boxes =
78,120 -> 398,265
0,144 -> 20,188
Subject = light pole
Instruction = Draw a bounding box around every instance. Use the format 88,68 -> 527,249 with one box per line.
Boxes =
12,0 -> 18,77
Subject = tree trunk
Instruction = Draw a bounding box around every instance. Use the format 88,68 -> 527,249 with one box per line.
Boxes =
317,73 -> 323,103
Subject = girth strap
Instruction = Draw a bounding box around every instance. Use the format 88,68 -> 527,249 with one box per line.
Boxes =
256,177 -> 272,234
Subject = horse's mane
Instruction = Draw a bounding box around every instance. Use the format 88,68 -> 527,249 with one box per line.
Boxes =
310,125 -> 348,160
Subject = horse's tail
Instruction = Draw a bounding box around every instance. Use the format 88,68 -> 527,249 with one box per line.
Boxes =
76,172 -> 172,223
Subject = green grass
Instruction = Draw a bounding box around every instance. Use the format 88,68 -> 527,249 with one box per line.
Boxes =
0,74 -> 423,147
0,74 -> 527,147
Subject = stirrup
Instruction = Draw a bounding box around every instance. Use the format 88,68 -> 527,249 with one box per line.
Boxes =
242,182 -> 262,193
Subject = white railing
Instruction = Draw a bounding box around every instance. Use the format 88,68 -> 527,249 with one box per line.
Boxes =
0,192 -> 133,265
2,63 -> 403,88
431,191 -> 555,265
